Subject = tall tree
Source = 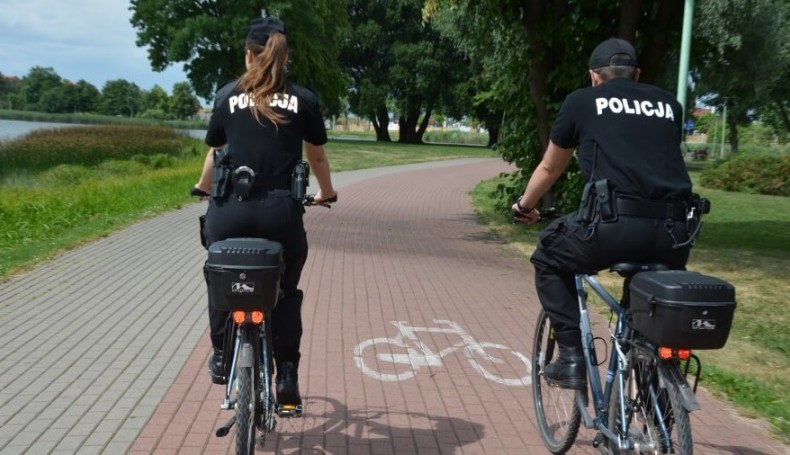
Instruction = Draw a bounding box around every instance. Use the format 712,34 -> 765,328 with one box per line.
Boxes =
130,0 -> 348,113
169,82 -> 201,119
693,0 -> 790,152
341,0 -> 393,141
341,0 -> 472,143
22,66 -> 63,111
425,0 -> 685,209
71,80 -> 100,113
99,80 -> 142,117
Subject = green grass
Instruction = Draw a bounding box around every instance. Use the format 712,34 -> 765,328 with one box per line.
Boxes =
470,174 -> 790,442
0,135 -> 494,279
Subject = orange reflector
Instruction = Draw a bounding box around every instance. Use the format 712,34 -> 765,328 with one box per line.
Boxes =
251,311 -> 264,324
658,347 -> 692,360
233,311 -> 247,324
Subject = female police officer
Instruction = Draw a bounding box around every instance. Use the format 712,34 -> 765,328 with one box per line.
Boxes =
197,16 -> 337,408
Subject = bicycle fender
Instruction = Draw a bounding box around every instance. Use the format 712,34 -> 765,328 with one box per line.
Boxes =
658,361 -> 701,412
237,343 -> 254,368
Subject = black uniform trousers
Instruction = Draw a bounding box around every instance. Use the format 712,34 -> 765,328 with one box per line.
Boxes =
530,213 -> 691,333
203,189 -> 308,363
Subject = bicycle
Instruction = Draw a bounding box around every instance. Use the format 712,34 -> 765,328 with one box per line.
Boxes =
197,192 -> 335,454
524,201 -> 736,454
354,319 -> 531,386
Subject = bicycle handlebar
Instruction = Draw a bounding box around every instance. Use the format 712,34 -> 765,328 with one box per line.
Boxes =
189,187 -> 337,208
510,207 -> 559,224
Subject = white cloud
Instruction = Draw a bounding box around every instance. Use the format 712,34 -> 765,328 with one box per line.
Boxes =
0,0 -> 189,93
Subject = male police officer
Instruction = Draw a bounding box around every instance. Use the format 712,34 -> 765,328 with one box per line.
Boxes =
512,38 -> 693,389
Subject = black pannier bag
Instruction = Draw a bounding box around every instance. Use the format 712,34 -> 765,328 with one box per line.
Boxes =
206,238 -> 283,313
629,270 -> 736,349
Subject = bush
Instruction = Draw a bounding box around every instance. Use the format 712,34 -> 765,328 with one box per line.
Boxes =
700,154 -> 790,196
0,125 -> 188,175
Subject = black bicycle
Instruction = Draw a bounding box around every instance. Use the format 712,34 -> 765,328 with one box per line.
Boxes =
520,201 -> 736,454
197,192 -> 334,454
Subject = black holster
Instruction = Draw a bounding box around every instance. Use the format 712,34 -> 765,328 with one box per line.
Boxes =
291,161 -> 309,201
577,178 -> 618,225
211,147 -> 233,199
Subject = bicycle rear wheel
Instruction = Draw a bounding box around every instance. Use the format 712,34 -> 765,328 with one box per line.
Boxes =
235,338 -> 256,455
608,350 -> 693,454
532,310 -> 581,454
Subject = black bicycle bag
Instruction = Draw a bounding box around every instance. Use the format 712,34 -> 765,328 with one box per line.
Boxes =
206,238 -> 283,313
629,270 -> 736,349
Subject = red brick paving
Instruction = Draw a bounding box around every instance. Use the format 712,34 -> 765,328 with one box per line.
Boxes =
131,159 -> 788,454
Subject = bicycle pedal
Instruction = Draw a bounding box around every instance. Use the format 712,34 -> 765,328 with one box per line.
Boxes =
276,404 -> 303,418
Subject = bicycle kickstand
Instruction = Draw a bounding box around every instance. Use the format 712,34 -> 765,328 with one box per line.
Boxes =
215,415 -> 235,437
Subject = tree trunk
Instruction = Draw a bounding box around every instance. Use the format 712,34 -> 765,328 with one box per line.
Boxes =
522,1 -> 552,152
727,115 -> 739,154
486,125 -> 499,147
371,103 -> 391,142
774,101 -> 790,136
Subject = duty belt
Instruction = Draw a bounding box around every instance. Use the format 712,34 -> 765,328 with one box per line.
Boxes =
615,198 -> 687,221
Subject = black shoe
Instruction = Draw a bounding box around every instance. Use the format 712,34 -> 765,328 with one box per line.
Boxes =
208,347 -> 226,385
276,361 -> 301,405
543,330 -> 587,390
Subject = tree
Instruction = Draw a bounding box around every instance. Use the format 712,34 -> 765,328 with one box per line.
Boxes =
22,66 -> 62,111
341,0 -> 393,141
169,82 -> 200,119
71,80 -> 100,113
693,0 -> 790,152
130,0 -> 348,113
341,0 -> 473,143
99,80 -> 142,117
0,72 -> 23,109
425,0 -> 685,210
143,85 -> 170,113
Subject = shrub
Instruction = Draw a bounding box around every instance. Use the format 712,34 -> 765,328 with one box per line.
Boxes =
700,154 -> 790,196
0,125 -> 187,175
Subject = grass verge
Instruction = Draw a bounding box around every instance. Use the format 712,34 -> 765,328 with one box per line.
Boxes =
470,175 -> 790,443
0,137 -> 494,279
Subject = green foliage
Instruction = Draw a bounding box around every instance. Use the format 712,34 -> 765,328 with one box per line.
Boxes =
422,130 -> 487,146
129,0 -> 349,112
169,82 -> 200,119
98,80 -> 142,116
0,125 -> 187,175
693,0 -> 790,151
700,154 -> 790,196
0,109 -> 206,129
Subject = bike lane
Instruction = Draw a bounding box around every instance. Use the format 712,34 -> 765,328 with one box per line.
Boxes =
0,158 -> 783,454
126,157 -> 786,454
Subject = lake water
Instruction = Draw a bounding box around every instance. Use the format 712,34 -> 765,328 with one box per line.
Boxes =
0,119 -> 206,142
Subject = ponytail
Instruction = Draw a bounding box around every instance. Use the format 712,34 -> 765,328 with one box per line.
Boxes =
238,33 -> 289,126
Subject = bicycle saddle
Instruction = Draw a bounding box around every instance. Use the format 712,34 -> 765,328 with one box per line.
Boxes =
609,262 -> 668,278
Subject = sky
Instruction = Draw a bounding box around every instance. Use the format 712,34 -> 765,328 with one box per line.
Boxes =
0,0 -> 190,94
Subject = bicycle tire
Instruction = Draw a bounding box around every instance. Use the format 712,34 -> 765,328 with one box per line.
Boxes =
258,320 -> 276,435
532,309 -> 581,454
235,340 -> 256,455
608,350 -> 693,454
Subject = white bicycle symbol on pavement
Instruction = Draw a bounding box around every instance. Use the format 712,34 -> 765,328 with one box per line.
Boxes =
353,319 -> 532,386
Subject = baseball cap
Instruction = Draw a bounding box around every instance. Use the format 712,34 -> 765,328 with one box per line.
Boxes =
247,17 -> 287,46
588,38 -> 638,69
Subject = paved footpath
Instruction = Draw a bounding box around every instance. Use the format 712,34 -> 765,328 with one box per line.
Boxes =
1,158 -> 786,455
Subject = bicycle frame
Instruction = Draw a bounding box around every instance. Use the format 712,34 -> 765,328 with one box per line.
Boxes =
573,274 -> 700,452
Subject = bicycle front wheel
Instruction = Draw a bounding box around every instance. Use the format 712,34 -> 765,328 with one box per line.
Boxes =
235,344 -> 256,455
608,350 -> 693,454
532,309 -> 581,454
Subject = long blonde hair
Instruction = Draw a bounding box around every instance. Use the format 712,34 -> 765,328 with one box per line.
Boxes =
238,32 -> 289,126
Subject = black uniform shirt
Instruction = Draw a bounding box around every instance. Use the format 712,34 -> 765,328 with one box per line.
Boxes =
550,78 -> 691,200
205,80 -> 328,177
